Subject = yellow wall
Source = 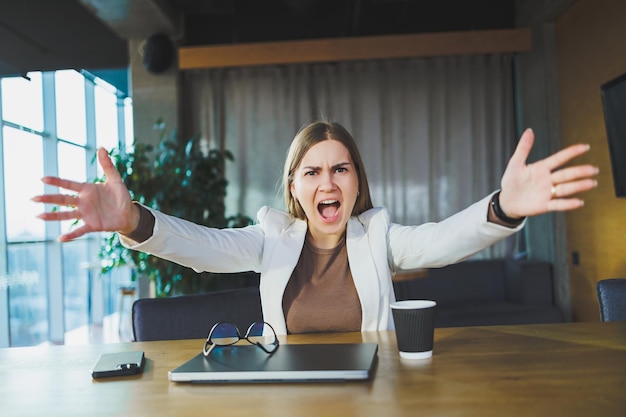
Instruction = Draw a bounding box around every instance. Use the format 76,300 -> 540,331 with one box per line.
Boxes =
556,0 -> 626,321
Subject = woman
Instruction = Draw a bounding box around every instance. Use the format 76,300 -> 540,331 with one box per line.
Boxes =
33,121 -> 598,335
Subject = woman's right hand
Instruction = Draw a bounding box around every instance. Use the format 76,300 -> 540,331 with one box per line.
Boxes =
32,147 -> 140,242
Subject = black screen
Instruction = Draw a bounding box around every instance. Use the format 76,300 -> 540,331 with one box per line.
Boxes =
601,72 -> 626,197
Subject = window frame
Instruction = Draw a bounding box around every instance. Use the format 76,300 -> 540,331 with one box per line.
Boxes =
0,70 -> 130,347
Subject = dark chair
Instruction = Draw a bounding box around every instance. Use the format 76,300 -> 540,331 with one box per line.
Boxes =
132,286 -> 263,341
596,278 -> 626,322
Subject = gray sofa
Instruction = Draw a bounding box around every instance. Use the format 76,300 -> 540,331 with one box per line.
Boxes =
393,259 -> 564,328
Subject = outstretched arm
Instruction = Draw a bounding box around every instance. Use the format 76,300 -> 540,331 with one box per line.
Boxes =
497,128 -> 599,220
32,147 -> 140,242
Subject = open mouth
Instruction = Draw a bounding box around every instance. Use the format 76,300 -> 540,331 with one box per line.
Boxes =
318,199 -> 341,220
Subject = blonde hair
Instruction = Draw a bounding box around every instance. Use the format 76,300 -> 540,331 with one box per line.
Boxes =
283,120 -> 373,219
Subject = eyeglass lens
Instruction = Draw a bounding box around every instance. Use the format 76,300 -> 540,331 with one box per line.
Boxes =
209,322 -> 241,346
245,322 -> 275,346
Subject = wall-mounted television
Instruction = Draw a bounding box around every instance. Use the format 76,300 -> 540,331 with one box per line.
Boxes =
600,72 -> 626,197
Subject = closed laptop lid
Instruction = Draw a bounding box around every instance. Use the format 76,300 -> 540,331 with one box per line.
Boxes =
168,343 -> 378,383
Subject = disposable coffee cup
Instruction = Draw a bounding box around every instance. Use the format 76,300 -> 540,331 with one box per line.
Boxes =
391,300 -> 437,360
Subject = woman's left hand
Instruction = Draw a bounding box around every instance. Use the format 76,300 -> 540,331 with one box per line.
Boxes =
498,128 -> 599,219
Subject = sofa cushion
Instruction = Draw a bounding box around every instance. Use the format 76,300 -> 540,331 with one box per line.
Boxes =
400,260 -> 508,306
393,258 -> 564,328
504,260 -> 555,305
434,302 -> 564,328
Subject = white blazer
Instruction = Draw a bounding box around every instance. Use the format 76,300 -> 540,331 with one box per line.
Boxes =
121,192 -> 523,335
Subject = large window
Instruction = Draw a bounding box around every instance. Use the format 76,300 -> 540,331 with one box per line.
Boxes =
0,69 -> 132,347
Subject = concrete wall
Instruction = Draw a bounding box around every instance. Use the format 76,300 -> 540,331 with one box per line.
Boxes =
128,38 -> 179,148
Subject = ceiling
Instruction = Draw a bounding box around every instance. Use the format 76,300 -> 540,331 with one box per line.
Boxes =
0,0 -> 515,78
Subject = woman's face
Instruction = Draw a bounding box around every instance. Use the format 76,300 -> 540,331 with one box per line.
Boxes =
290,139 -> 358,249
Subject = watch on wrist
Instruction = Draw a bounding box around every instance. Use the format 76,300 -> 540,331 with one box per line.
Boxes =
490,191 -> 525,224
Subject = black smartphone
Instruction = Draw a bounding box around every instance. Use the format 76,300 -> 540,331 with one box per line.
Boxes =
91,351 -> 145,378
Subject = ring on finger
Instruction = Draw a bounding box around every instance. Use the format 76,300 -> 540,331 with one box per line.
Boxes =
551,185 -> 558,198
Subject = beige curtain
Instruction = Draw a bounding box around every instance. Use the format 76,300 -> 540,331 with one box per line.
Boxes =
181,54 -> 519,258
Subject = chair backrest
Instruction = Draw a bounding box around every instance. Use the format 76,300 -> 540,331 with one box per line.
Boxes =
596,278 -> 626,322
132,286 -> 263,341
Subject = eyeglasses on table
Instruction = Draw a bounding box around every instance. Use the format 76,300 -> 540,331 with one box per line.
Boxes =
203,321 -> 279,357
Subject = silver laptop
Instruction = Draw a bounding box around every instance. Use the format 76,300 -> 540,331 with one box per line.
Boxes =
168,343 -> 378,383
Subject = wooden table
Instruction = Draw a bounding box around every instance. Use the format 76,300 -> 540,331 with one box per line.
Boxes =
2,322 -> 625,417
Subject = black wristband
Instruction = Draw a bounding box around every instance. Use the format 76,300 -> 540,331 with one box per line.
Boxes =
490,191 -> 525,225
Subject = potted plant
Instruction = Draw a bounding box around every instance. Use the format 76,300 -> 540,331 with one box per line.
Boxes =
98,126 -> 253,297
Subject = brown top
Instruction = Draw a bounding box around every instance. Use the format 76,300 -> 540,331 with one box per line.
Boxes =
282,233 -> 362,334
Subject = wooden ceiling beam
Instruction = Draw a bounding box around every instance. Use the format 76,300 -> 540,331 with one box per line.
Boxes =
178,28 -> 532,70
